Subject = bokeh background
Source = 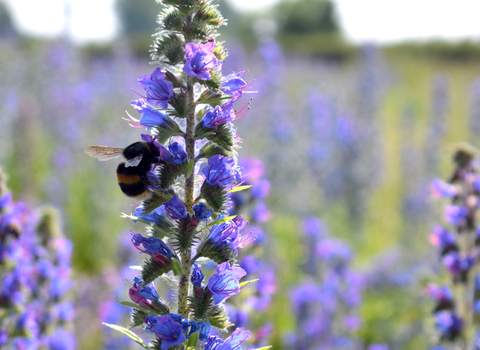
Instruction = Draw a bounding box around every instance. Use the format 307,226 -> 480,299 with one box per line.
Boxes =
1,0 -> 480,349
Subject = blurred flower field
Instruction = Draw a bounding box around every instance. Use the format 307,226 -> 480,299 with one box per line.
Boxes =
2,3 -> 480,348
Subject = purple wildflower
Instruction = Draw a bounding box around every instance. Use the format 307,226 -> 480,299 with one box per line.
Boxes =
430,178 -> 457,198
221,71 -> 251,95
426,284 -> 455,312
46,329 -> 75,350
444,205 -> 469,227
125,99 -> 170,129
168,142 -> 188,164
202,155 -> 241,187
239,158 -> 264,185
183,42 -> 219,80
251,202 -> 270,223
164,195 -> 188,220
429,226 -> 458,256
251,179 -> 270,200
145,315 -> 186,350
208,261 -> 246,305
204,327 -> 251,350
191,263 -> 205,287
209,217 -> 254,254
131,233 -> 175,261
193,202 -> 213,221
137,68 -> 174,108
135,205 -> 168,226
435,310 -> 463,340
442,252 -> 475,282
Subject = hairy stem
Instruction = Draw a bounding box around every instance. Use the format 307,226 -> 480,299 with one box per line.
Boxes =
178,79 -> 196,317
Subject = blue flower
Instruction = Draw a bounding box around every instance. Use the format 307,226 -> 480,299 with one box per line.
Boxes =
164,195 -> 188,220
135,206 -> 168,226
193,203 -> 213,221
430,226 -> 458,256
202,155 -> 241,187
137,68 -> 174,108
191,263 -> 205,287
131,233 -> 175,260
208,261 -> 246,305
127,99 -> 170,129
183,42 -> 219,80
209,217 -> 254,254
168,142 -> 188,164
204,328 -> 251,350
250,179 -> 270,199
435,311 -> 463,340
145,315 -> 186,350
46,329 -> 75,350
430,178 -> 457,198
221,71 -> 249,95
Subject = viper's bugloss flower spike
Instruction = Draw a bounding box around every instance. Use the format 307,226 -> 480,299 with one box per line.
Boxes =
137,68 -> 174,108
429,226 -> 458,256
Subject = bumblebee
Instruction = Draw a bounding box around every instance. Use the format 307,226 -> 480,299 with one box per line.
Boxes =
85,141 -> 160,200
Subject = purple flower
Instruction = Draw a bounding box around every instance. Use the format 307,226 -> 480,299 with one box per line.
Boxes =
183,42 -> 219,80
426,284 -> 455,312
368,345 -> 389,350
168,142 -> 188,164
46,329 -> 75,350
251,202 -> 270,223
208,261 -> 246,304
239,158 -> 264,185
203,155 -> 241,187
240,255 -> 259,275
55,302 -> 75,321
204,327 -> 251,350
200,92 -> 245,129
444,205 -> 469,227
209,217 -> 254,254
135,206 -> 168,225
0,331 -> 7,347
430,178 -> 457,198
164,195 -> 188,220
316,239 -> 351,264
435,311 -> 463,340
429,226 -> 458,256
251,179 -> 270,199
137,68 -> 174,108
221,71 -> 249,95
129,276 -> 165,309
303,217 -> 325,237
226,305 -> 249,328
145,315 -> 186,350
131,233 -> 175,261
193,202 -> 213,221
126,99 -> 170,129
191,263 -> 205,287
443,252 -> 475,282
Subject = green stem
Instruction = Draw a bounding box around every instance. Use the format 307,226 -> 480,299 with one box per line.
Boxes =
178,79 -> 196,318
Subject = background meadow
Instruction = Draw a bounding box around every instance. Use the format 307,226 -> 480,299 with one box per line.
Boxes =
1,0 -> 480,349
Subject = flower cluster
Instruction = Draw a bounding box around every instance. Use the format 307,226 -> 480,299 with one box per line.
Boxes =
0,169 -> 74,349
284,218 -> 385,350
96,2 -> 268,350
427,146 -> 480,348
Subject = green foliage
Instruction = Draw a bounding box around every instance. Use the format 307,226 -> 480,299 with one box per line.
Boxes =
103,323 -> 148,348
171,217 -> 199,251
207,305 -> 233,329
141,256 -> 173,285
200,182 -> 229,212
202,68 -> 222,90
197,141 -> 233,159
188,287 -> 213,319
116,0 -> 158,35
274,0 -> 339,35
157,161 -> 188,189
130,308 -> 148,327
152,34 -> 185,66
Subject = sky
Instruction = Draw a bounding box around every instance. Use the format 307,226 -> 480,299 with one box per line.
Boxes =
2,0 -> 480,44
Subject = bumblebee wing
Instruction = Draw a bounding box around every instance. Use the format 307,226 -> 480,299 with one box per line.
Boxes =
125,153 -> 144,167
84,146 -> 124,161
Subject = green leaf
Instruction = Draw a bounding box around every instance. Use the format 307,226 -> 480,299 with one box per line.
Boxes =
172,258 -> 184,276
186,331 -> 199,350
255,347 -> 273,350
185,159 -> 195,178
102,323 -> 148,349
204,215 -> 236,229
239,279 -> 259,288
227,185 -> 251,193
117,301 -> 160,316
